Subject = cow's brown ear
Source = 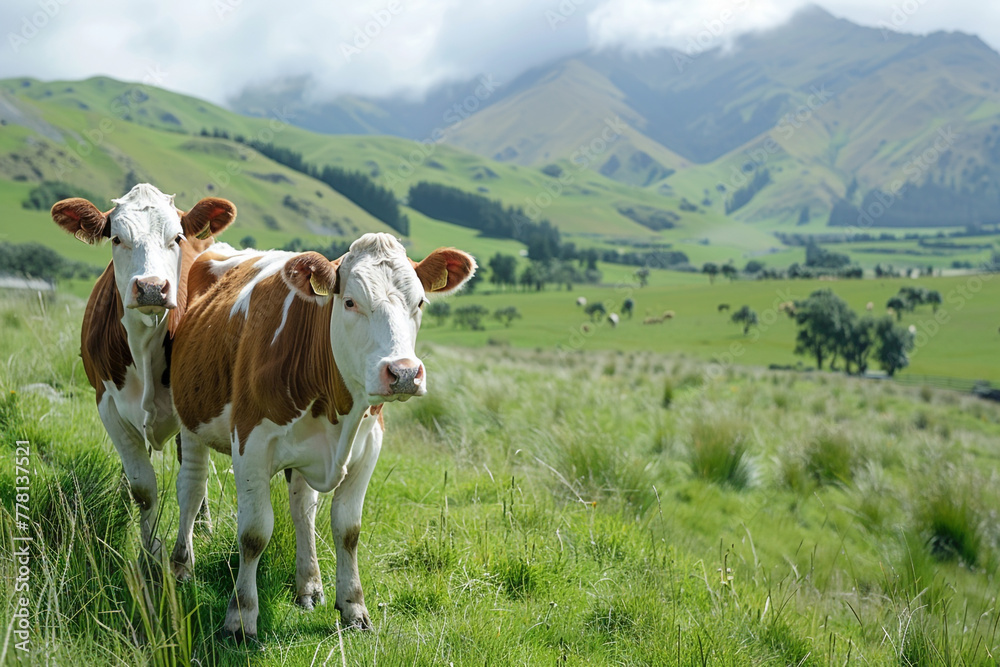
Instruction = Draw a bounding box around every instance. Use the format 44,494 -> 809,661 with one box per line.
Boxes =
282,252 -> 336,301
181,198 -> 237,239
413,248 -> 477,295
51,198 -> 110,244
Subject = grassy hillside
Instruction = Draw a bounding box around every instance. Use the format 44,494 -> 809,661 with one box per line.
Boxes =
2,292 -> 999,664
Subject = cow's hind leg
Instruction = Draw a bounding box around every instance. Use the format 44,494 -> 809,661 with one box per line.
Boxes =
170,428 -> 210,580
101,399 -> 160,556
330,425 -> 383,630
221,433 -> 274,642
286,468 -> 324,610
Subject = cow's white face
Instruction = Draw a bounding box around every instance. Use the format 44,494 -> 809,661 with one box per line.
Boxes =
285,234 -> 476,405
107,185 -> 185,315
51,184 -> 237,322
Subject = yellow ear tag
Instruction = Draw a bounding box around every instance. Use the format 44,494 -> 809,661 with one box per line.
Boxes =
195,225 -> 212,240
430,268 -> 448,292
310,274 -> 329,296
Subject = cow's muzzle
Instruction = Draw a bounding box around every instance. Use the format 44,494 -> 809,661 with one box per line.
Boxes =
129,277 -> 173,314
374,358 -> 426,401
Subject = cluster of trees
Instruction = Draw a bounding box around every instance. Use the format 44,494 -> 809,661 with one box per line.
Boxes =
486,252 -> 601,291
407,182 -> 561,261
793,289 -> 914,376
725,168 -> 771,214
805,243 -> 851,269
886,286 -> 942,320
0,242 -> 103,282
235,138 -> 409,236
425,302 -> 522,330
22,181 -> 100,211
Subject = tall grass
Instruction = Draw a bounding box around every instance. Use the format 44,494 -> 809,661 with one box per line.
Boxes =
2,294 -> 1000,664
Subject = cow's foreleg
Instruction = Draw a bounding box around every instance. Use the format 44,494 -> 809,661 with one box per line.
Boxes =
222,435 -> 274,642
287,468 -> 324,610
170,428 -> 209,580
330,424 -> 383,630
101,400 -> 160,556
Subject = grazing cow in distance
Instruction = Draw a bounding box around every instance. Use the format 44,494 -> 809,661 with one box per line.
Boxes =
622,298 -> 634,318
170,233 -> 475,640
585,302 -> 606,322
778,301 -> 796,318
718,303 -> 730,313
663,310 -> 675,319
866,301 -> 874,311
608,313 -> 619,327
576,296 -> 587,307
643,315 -> 664,324
51,184 -> 236,554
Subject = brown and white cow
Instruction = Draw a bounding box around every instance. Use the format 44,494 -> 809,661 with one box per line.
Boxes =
169,233 -> 475,640
51,184 -> 236,553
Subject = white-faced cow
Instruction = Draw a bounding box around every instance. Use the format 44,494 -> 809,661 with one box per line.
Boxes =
169,233 -> 475,640
51,184 -> 236,554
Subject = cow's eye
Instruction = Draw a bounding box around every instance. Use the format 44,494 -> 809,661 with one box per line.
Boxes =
344,298 -> 355,309
173,234 -> 183,245
111,236 -> 122,246
418,299 -> 428,311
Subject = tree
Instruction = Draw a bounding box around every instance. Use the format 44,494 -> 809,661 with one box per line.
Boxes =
721,263 -> 738,282
453,304 -> 489,330
926,290 -> 942,313
874,316 -> 915,376
426,301 -> 451,326
793,289 -> 853,370
702,262 -> 719,284
886,296 -> 906,321
730,305 -> 758,335
239,235 -> 257,250
493,306 -> 522,327
488,253 -> 518,290
634,267 -> 650,287
744,260 -> 765,274
841,314 -> 875,375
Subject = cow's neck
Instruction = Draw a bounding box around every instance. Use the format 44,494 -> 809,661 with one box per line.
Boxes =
120,307 -> 171,444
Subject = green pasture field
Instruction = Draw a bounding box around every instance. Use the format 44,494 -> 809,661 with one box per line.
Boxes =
1,292 -> 1000,665
421,273 -> 1000,383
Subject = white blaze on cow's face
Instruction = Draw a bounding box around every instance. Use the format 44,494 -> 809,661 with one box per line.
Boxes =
107,184 -> 185,315
330,234 -> 428,404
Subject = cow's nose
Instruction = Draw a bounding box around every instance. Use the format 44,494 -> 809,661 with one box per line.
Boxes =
380,359 -> 425,396
130,277 -> 171,309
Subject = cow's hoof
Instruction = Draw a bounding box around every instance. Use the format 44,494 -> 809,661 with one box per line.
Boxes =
295,590 -> 325,611
338,603 -> 372,631
216,626 -> 260,646
170,558 -> 193,582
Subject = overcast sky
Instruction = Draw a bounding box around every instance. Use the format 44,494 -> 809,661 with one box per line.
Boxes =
3,0 -> 998,104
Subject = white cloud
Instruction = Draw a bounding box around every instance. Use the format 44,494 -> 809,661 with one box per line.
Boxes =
1,0 -> 998,105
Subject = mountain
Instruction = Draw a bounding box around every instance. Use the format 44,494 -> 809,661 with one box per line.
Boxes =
229,5 -> 1000,229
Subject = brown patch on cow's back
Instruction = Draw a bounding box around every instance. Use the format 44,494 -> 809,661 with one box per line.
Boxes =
81,263 -> 132,402
172,254 -> 354,452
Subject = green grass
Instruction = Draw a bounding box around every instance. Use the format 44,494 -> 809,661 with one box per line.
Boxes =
425,273 -> 1000,382
2,292 -> 1000,664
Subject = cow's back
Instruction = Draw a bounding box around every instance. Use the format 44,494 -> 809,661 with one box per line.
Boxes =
172,253 -> 353,450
